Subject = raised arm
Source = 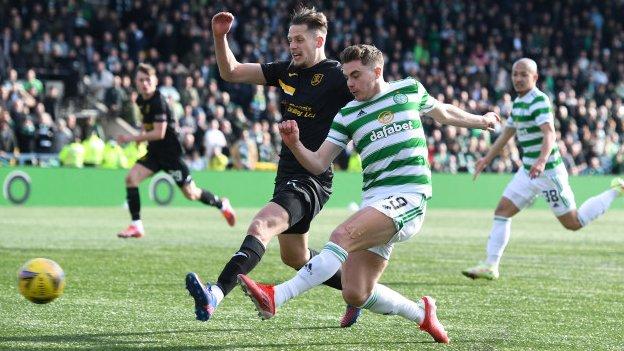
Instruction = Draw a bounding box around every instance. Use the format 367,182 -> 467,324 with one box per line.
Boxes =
278,120 -> 343,175
212,12 -> 266,84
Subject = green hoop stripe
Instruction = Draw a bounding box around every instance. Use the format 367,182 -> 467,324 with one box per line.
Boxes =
361,289 -> 379,309
323,243 -> 348,262
362,138 -> 427,170
363,175 -> 430,192
362,156 -> 428,184
340,84 -> 419,116
512,95 -> 546,109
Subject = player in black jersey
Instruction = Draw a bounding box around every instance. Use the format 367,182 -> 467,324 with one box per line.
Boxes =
116,63 -> 236,238
185,7 -> 362,327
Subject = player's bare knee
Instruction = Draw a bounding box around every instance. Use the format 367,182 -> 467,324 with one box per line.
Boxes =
247,218 -> 264,235
342,288 -> 368,307
125,174 -> 137,187
329,225 -> 353,249
494,204 -> 509,216
247,219 -> 272,242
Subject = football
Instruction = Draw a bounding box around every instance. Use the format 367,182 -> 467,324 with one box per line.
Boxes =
17,258 -> 65,304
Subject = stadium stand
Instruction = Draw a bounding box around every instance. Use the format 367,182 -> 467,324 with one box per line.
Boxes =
1,0 -> 623,175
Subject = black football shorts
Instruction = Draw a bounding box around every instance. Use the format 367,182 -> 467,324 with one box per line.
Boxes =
136,153 -> 192,187
271,175 -> 332,234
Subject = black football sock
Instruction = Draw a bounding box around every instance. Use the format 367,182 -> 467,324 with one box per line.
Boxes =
126,187 -> 140,220
216,235 -> 266,296
199,189 -> 222,208
308,248 -> 343,290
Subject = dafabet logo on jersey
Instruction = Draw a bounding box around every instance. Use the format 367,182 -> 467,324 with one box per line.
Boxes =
369,120 -> 416,142
311,73 -> 323,86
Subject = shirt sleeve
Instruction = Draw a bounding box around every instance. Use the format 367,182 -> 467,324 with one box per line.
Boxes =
260,61 -> 289,87
153,95 -> 168,123
415,80 -> 439,113
325,113 -> 350,150
529,95 -> 554,126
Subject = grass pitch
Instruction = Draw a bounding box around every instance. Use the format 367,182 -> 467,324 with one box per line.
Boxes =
0,206 -> 622,350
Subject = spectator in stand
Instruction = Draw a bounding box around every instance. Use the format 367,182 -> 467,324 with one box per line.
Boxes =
179,105 -> 198,137
53,118 -> 73,153
104,76 -> 127,118
16,116 -> 36,155
35,112 -> 55,154
0,108 -> 16,162
87,61 -> 114,101
180,76 -> 199,108
159,75 -> 180,102
204,119 -> 227,166
43,86 -> 62,121
22,69 -> 44,98
258,132 -> 277,163
231,129 -> 257,170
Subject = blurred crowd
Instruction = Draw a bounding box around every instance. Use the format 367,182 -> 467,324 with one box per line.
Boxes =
1,0 -> 624,175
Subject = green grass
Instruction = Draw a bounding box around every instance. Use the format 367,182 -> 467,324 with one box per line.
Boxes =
0,206 -> 623,350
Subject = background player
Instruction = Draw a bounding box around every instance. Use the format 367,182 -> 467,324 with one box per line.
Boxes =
462,58 -> 623,280
116,63 -> 236,238
237,44 -> 500,344
185,7 -> 360,326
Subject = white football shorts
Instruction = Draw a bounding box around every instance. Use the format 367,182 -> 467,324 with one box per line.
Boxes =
362,193 -> 427,260
502,165 -> 576,216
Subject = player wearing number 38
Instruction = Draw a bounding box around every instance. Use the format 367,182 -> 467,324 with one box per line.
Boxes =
462,58 -> 624,280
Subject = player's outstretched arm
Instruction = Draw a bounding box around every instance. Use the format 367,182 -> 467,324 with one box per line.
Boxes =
212,12 -> 266,85
473,126 -> 517,180
428,103 -> 500,131
278,120 -> 342,175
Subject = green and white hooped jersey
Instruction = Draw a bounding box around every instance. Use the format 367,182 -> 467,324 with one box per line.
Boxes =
326,77 -> 435,200
506,87 -> 563,171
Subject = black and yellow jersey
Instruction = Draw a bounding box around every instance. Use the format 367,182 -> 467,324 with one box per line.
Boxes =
136,90 -> 183,157
261,59 -> 352,185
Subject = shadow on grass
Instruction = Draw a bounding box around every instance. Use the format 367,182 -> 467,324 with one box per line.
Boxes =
0,325 -> 443,350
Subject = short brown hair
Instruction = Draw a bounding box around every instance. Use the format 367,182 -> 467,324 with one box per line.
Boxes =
340,44 -> 384,68
290,6 -> 327,35
137,63 -> 156,76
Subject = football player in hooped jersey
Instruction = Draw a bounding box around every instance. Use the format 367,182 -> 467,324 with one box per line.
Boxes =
236,44 -> 500,343
185,7 -> 361,326
462,58 -> 624,280
116,63 -> 236,238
